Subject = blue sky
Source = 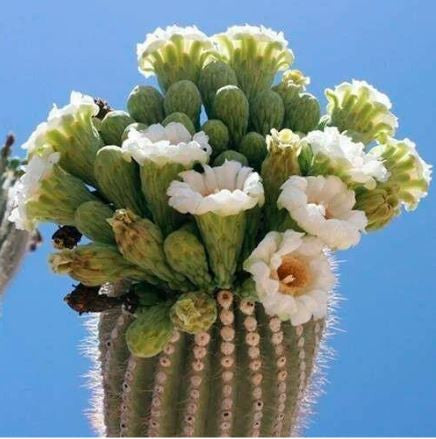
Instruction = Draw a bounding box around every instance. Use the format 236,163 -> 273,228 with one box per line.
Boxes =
0,0 -> 435,436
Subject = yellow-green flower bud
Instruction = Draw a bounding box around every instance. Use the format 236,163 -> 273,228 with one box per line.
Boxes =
94,146 -> 148,216
201,119 -> 230,158
198,60 -> 238,116
325,80 -> 398,144
274,80 -> 320,134
354,185 -> 399,231
213,85 -> 249,146
49,243 -> 155,286
110,209 -> 189,291
236,277 -> 259,301
164,80 -> 202,127
127,85 -> 165,125
170,292 -> 217,334
369,137 -> 431,211
163,112 -> 195,135
281,69 -> 311,89
213,150 -> 248,167
74,201 -> 115,244
99,111 -> 135,146
137,26 -> 215,91
164,227 -> 213,290
250,89 -> 284,135
126,304 -> 173,358
238,132 -> 267,171
213,25 -> 294,99
121,123 -> 148,142
261,129 -> 302,228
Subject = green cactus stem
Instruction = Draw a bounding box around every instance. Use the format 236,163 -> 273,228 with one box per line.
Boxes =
87,289 -> 329,437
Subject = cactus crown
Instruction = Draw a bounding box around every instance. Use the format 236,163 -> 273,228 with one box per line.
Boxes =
6,23 -> 432,436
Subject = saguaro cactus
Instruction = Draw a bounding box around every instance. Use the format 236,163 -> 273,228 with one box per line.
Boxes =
87,286 -> 331,437
0,134 -> 31,295
9,24 -> 430,438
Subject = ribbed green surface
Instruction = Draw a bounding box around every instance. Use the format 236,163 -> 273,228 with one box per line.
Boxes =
95,289 -> 325,437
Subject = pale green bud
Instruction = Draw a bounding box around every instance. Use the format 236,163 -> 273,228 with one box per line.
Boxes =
325,80 -> 398,144
213,150 -> 248,167
74,200 -> 115,244
198,60 -> 238,116
213,85 -> 249,146
163,112 -> 195,135
25,161 -> 97,228
164,80 -> 202,126
127,85 -> 164,125
126,304 -> 173,358
354,185 -> 400,231
238,132 -> 267,171
99,111 -> 135,146
274,81 -> 320,134
110,209 -> 189,291
49,242 -> 155,286
261,129 -> 302,228
201,119 -> 230,158
249,89 -> 284,135
121,123 -> 148,142
236,277 -> 259,301
369,137 -> 431,211
94,146 -> 148,216
164,227 -> 213,290
170,292 -> 217,334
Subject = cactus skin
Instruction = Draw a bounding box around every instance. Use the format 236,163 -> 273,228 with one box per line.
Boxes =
90,289 -> 327,437
0,135 -> 30,294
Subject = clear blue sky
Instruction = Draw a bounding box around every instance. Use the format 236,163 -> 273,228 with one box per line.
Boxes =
0,0 -> 435,436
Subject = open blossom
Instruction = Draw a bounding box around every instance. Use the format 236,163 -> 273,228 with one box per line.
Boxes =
305,127 -> 388,189
122,123 -> 211,167
244,230 -> 335,326
167,160 -> 264,216
325,80 -> 398,144
8,147 -> 61,230
22,92 -> 99,154
277,175 -> 367,250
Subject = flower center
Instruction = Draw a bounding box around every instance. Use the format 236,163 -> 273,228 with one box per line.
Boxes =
274,254 -> 311,296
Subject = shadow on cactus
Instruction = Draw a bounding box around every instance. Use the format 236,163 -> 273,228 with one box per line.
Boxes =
8,24 -> 431,437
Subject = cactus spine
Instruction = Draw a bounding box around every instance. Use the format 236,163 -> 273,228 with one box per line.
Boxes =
88,289 -> 329,437
0,134 -> 30,294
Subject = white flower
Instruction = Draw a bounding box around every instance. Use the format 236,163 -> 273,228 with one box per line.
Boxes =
332,80 -> 393,109
370,137 -> 432,211
137,25 -> 213,78
244,230 -> 335,326
213,24 -> 293,69
22,92 -> 99,153
305,127 -> 389,189
277,175 -> 367,250
167,160 -> 264,216
122,122 -> 211,167
8,147 -> 60,230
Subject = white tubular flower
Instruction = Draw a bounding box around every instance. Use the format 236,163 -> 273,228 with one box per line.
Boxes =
122,122 -> 211,167
167,160 -> 264,216
21,91 -> 102,185
213,25 -> 294,98
305,127 -> 388,189
326,79 -> 399,144
137,25 -> 215,91
277,175 -> 367,250
244,230 -> 335,326
369,137 -> 432,211
9,146 -> 96,230
168,160 -> 264,288
122,123 -> 212,235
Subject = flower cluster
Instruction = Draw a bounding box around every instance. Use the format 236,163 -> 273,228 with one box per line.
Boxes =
9,25 -> 431,358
